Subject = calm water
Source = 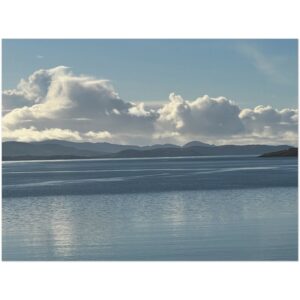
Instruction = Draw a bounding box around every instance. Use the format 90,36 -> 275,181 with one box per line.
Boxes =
2,156 -> 298,260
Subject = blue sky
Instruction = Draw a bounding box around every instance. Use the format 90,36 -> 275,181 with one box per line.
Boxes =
2,39 -> 298,145
2,39 -> 298,109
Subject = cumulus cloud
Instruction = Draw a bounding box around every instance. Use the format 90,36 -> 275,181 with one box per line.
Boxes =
2,126 -> 82,142
3,66 -> 67,111
2,66 -> 298,146
2,66 -> 156,143
85,130 -> 112,141
235,105 -> 298,145
157,93 -> 244,136
128,102 -> 153,117
239,105 -> 298,133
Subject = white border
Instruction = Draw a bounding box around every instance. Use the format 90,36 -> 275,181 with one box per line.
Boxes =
0,0 -> 299,38
1,1 -> 299,300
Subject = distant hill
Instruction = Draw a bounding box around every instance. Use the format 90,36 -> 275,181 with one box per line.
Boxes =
34,140 -> 180,152
140,143 -> 180,150
2,140 -> 293,161
183,141 -> 212,147
33,140 -> 140,153
260,147 -> 298,157
113,144 -> 292,158
3,141 -> 105,158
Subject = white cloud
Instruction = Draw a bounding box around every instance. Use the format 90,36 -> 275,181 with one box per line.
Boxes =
157,93 -> 244,136
85,130 -> 112,141
2,66 -> 155,142
239,105 -> 298,137
2,126 -> 82,142
3,66 -> 68,108
2,66 -> 298,146
128,102 -> 152,117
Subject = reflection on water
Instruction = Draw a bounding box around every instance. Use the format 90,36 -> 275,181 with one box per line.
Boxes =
2,187 -> 298,260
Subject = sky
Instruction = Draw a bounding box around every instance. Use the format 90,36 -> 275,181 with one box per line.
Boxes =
2,39 -> 298,145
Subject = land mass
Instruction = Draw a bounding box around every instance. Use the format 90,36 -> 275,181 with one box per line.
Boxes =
2,140 -> 294,161
260,147 -> 298,157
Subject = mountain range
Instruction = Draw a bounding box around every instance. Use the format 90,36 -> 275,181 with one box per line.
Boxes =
2,140 -> 293,161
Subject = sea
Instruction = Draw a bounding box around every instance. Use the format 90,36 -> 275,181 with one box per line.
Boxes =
2,155 -> 298,260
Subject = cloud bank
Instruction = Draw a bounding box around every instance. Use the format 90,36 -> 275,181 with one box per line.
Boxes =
2,66 -> 298,145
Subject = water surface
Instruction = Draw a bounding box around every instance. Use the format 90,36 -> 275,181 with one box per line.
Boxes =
2,156 -> 298,260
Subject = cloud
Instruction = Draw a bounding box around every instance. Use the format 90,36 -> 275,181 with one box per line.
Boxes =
155,93 -> 297,146
2,66 -> 156,143
239,105 -> 298,134
128,102 -> 153,117
237,43 -> 288,84
2,126 -> 82,142
157,93 -> 244,136
238,105 -> 298,145
2,66 -> 298,146
85,130 -> 112,141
